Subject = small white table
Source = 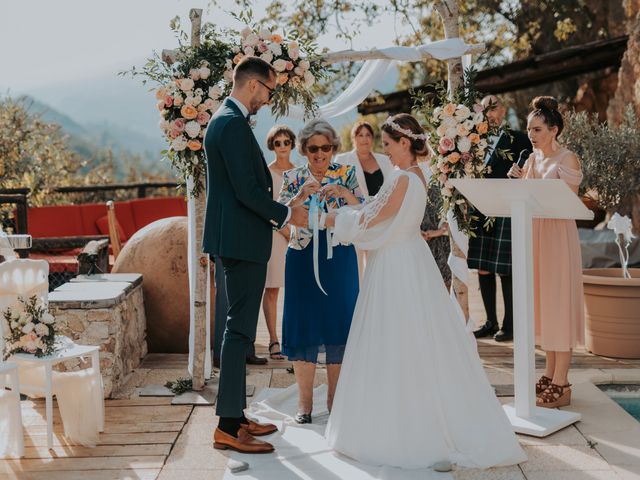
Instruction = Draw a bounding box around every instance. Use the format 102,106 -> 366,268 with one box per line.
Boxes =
11,344 -> 104,449
0,363 -> 24,457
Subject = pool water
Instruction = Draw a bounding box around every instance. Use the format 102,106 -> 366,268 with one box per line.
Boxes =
598,384 -> 640,421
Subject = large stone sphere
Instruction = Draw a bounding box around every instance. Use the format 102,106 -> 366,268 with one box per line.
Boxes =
112,217 -> 215,353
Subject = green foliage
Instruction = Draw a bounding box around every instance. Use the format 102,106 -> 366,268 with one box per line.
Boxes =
562,108 -> 640,215
165,377 -> 193,395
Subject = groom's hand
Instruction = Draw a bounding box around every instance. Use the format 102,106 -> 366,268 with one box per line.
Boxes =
288,205 -> 309,228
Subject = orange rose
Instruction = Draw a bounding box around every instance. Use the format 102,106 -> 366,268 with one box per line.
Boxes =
447,152 -> 461,164
469,133 -> 480,144
233,53 -> 244,64
476,122 -> 488,134
277,73 -> 289,85
180,105 -> 198,120
443,103 -> 457,116
270,34 -> 283,44
187,139 -> 202,151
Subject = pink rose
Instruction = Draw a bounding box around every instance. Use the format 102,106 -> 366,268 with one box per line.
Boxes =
289,48 -> 300,60
460,152 -> 473,163
164,95 -> 173,107
473,103 -> 484,113
439,136 -> 455,152
438,173 -> 448,184
438,145 -> 448,155
169,129 -> 181,139
174,119 -> 186,131
197,111 -> 211,125
257,43 -> 268,53
285,61 -> 294,71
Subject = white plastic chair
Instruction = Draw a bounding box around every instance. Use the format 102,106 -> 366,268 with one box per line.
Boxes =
0,363 -> 24,458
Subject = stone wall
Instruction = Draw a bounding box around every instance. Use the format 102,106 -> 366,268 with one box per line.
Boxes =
48,274 -> 147,398
608,0 -> 640,123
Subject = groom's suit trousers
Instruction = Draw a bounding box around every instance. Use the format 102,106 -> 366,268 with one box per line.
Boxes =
216,256 -> 267,417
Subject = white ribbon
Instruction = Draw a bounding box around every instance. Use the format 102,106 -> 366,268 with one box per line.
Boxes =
309,194 -> 328,295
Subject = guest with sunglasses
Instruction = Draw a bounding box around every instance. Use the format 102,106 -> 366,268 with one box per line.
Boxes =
262,125 -> 297,361
278,119 -> 363,424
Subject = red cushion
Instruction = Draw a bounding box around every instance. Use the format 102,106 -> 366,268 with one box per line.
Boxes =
79,203 -> 108,236
113,202 -> 136,239
27,205 -> 84,238
129,197 -> 187,230
96,215 -> 127,241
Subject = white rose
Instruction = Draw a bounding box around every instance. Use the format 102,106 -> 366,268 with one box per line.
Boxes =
269,42 -> 282,56
185,120 -> 201,138
35,323 -> 49,336
463,119 -> 474,131
159,119 -> 170,131
436,125 -> 447,137
260,51 -> 274,64
240,26 -> 252,39
172,135 -> 188,151
243,46 -> 255,57
478,139 -> 488,150
223,70 -> 233,81
179,78 -> 194,92
208,85 -> 222,99
473,112 -> 484,124
244,33 -> 259,47
303,71 -> 315,87
189,69 -> 201,81
192,95 -> 202,106
299,60 -> 310,70
232,45 -> 240,54
41,312 -> 55,325
22,322 -> 34,334
457,136 -> 472,153
273,59 -> 288,72
455,105 -> 471,118
444,127 -> 457,139
258,28 -> 271,39
441,116 -> 457,128
294,66 -> 303,76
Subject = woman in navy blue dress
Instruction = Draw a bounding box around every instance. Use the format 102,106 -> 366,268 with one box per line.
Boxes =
278,119 -> 363,424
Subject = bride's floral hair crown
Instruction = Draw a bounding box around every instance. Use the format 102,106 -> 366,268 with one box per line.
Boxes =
382,118 -> 429,141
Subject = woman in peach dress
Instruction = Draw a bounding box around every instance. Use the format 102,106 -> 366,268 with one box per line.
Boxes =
263,125 -> 296,360
508,96 -> 584,408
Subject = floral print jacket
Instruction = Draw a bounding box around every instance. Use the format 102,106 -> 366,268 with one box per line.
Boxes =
278,162 -> 364,250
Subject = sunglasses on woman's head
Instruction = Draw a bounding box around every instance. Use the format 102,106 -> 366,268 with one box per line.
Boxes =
274,140 -> 292,147
307,144 -> 333,154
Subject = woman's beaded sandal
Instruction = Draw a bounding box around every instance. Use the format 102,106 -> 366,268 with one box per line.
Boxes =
536,383 -> 572,408
536,375 -> 552,395
269,342 -> 285,360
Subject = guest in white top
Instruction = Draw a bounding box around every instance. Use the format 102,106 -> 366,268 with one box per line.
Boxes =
263,125 -> 296,360
334,121 -> 393,198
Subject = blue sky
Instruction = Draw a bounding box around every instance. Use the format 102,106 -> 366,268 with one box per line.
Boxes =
1,0 -> 408,91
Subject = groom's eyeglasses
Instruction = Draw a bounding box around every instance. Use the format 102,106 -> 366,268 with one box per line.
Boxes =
307,145 -> 334,154
256,79 -> 276,100
274,140 -> 292,148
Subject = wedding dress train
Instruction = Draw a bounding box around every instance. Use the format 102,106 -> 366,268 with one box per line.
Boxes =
325,169 -> 526,469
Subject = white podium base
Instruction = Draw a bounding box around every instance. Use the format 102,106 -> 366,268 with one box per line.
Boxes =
503,403 -> 581,437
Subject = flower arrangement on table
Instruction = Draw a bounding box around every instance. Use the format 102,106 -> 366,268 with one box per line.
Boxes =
414,70 -> 501,235
124,12 -> 326,197
2,295 -> 57,359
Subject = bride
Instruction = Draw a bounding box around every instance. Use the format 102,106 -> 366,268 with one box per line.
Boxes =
323,114 -> 526,469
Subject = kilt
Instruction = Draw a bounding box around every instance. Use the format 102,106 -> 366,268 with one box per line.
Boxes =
467,211 -> 512,275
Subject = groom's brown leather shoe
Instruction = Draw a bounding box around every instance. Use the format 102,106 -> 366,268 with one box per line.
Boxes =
240,419 -> 278,436
213,427 -> 275,453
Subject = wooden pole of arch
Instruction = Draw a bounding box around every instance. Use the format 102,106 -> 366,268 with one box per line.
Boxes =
435,0 -> 470,321
187,8 -> 207,391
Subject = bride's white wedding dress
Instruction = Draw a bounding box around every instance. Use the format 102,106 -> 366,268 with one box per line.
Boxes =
325,169 -> 526,469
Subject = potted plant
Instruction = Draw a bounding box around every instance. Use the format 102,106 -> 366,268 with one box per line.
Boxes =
562,108 -> 640,358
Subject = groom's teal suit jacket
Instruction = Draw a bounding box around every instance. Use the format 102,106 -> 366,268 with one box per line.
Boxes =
202,98 -> 289,264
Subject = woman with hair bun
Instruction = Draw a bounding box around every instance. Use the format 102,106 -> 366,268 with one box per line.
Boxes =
508,96 -> 585,409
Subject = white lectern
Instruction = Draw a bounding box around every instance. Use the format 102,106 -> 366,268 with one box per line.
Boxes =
450,178 -> 594,437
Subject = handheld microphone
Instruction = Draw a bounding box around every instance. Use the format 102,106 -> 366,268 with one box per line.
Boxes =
516,149 -> 531,168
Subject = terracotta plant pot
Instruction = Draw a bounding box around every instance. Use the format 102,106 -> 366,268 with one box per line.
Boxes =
583,268 -> 640,358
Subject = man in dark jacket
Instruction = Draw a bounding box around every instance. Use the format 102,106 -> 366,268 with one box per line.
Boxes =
203,57 -> 307,453
469,95 -> 532,342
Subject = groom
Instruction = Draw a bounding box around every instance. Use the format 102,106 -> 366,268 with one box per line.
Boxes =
203,56 -> 307,453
